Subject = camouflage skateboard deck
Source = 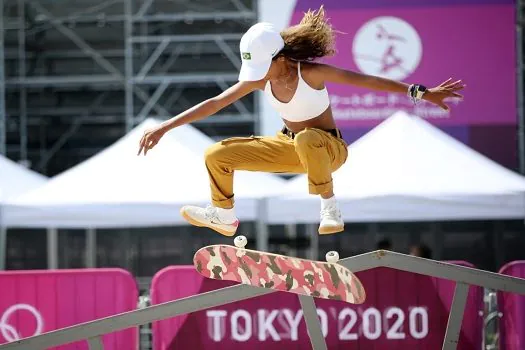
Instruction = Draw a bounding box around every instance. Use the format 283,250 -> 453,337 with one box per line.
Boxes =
193,245 -> 366,304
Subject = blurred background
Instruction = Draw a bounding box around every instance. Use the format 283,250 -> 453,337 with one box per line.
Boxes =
1,0 -> 525,349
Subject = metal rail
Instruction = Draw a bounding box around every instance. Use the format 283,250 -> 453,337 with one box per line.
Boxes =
0,250 -> 524,350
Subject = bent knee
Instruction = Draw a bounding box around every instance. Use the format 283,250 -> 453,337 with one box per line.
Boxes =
204,142 -> 225,165
294,129 -> 323,149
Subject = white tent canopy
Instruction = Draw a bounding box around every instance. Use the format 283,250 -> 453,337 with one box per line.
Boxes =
268,112 -> 525,223
5,118 -> 287,228
0,155 -> 47,202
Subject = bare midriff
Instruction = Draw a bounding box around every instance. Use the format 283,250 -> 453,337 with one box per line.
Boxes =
282,107 -> 337,133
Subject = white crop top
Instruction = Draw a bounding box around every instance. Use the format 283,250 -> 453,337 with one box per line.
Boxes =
264,62 -> 330,122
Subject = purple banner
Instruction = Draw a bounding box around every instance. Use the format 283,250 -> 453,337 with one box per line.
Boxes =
498,261 -> 525,350
290,2 -> 516,128
0,269 -> 138,349
151,263 -> 482,349
295,0 -> 514,11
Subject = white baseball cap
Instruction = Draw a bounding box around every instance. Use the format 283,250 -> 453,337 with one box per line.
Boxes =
238,22 -> 285,81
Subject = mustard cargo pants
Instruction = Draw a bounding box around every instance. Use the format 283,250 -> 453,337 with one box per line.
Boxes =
204,127 -> 349,208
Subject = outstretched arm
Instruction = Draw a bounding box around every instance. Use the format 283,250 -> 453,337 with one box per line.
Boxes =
138,80 -> 260,155
317,64 -> 465,111
160,80 -> 259,130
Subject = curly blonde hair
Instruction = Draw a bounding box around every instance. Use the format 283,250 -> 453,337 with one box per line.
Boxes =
277,6 -> 336,61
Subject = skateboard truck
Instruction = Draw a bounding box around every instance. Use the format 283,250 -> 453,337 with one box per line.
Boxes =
325,251 -> 340,263
234,234 -> 340,264
234,235 -> 248,249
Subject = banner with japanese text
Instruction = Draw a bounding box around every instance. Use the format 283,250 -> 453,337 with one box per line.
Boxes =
259,0 -> 517,168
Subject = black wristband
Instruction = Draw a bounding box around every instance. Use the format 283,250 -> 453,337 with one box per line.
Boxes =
407,84 -> 427,104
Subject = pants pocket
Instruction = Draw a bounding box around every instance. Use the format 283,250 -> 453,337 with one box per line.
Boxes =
220,136 -> 262,145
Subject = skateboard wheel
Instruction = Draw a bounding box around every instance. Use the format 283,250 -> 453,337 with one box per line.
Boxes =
326,251 -> 339,263
234,235 -> 248,248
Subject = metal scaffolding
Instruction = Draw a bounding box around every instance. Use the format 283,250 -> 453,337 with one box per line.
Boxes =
3,0 -> 257,174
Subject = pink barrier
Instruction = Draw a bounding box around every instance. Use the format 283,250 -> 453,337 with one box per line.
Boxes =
0,269 -> 138,349
498,261 -> 525,350
151,262 -> 482,350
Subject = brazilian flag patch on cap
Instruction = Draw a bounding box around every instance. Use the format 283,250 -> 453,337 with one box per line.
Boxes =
242,52 -> 251,60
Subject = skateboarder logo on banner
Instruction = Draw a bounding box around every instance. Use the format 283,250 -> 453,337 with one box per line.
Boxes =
352,16 -> 423,80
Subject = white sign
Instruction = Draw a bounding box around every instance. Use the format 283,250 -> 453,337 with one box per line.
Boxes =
206,307 -> 429,342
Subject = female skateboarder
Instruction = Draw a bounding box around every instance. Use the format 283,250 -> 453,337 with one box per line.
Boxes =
137,6 -> 464,236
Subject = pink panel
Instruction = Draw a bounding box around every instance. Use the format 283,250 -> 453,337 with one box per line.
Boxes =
498,261 -> 525,350
0,269 -> 138,349
150,262 -> 482,350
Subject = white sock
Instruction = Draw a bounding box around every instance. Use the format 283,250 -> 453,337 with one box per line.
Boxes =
216,207 -> 237,224
321,195 -> 337,210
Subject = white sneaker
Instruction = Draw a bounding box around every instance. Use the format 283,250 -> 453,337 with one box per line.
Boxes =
180,205 -> 239,237
319,205 -> 344,234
